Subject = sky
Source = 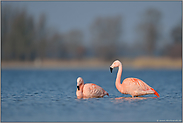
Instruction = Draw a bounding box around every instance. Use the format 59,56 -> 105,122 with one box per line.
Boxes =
2,1 -> 182,46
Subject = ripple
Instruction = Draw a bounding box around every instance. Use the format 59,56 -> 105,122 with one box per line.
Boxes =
1,69 -> 181,122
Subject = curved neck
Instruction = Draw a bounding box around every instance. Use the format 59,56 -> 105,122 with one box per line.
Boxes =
77,84 -> 84,99
115,63 -> 123,91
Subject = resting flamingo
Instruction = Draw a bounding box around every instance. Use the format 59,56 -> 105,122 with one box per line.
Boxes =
76,77 -> 109,99
110,60 -> 159,98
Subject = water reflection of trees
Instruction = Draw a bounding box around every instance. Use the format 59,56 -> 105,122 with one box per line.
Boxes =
2,5 -> 182,62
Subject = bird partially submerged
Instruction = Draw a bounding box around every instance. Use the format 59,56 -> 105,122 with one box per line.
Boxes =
76,77 -> 109,99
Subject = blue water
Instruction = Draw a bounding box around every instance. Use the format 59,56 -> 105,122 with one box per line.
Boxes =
1,68 -> 182,122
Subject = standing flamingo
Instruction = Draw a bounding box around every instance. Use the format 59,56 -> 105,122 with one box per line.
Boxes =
76,77 -> 109,99
110,60 -> 159,98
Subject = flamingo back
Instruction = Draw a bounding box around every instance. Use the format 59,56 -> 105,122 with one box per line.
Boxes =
122,78 -> 155,97
83,83 -> 108,98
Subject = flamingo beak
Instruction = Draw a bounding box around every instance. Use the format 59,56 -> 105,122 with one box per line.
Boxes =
110,67 -> 113,73
77,86 -> 80,90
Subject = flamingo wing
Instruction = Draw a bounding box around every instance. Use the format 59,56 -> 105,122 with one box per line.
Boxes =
123,78 -> 159,97
83,83 -> 108,98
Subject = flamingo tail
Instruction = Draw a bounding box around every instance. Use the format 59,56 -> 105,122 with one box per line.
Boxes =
105,91 -> 109,96
107,92 -> 109,96
150,88 -> 160,97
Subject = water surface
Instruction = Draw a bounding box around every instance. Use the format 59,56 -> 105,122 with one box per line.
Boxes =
1,69 -> 182,122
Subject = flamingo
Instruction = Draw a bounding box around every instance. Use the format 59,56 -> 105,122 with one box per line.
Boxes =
76,77 -> 109,99
110,60 -> 159,98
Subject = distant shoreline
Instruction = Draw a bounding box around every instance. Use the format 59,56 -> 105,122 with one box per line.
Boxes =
1,57 -> 182,70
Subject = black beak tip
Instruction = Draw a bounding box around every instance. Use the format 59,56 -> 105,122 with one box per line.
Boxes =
110,67 -> 113,73
77,86 -> 80,90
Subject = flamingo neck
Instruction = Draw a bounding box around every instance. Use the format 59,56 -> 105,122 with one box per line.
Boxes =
115,63 -> 123,92
77,84 -> 84,99
79,84 -> 84,93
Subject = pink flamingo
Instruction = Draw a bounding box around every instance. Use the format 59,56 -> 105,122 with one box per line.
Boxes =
110,60 -> 159,98
76,77 -> 109,99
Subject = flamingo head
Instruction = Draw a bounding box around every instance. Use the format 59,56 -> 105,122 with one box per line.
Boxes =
77,77 -> 84,90
110,60 -> 122,73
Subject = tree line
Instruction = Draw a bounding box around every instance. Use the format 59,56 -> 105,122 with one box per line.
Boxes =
2,5 -> 181,61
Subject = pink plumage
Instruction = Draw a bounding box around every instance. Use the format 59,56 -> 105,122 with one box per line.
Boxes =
110,60 -> 159,98
76,77 -> 109,99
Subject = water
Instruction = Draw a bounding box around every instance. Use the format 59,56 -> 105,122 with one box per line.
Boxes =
1,68 -> 182,122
